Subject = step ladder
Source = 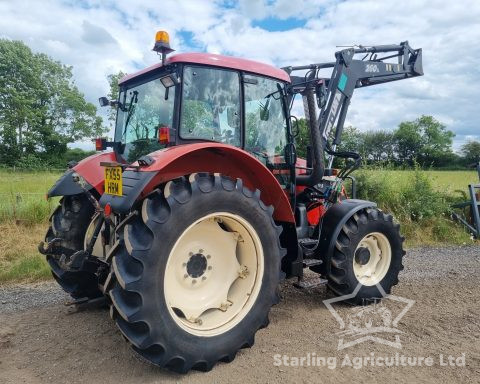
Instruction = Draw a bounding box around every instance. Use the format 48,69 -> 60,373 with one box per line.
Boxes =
292,258 -> 328,289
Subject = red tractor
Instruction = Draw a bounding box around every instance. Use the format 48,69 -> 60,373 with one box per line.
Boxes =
40,31 -> 423,372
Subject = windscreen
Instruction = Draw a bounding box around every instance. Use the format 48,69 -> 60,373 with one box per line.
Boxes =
115,77 -> 175,162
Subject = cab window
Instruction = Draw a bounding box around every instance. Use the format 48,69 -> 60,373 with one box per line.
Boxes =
180,66 -> 241,146
244,76 -> 287,160
116,76 -> 175,162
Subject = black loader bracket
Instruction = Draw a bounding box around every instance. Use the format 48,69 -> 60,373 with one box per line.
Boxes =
285,41 -> 423,173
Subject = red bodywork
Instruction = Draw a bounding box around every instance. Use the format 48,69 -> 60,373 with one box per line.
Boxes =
119,52 -> 291,85
72,143 -> 294,223
137,143 -> 295,223
73,151 -> 118,195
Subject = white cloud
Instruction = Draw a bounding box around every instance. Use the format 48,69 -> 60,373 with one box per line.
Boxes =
0,0 -> 479,150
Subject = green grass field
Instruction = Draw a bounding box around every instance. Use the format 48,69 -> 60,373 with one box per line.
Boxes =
0,169 -> 61,225
361,169 -> 476,194
0,168 -> 477,283
354,169 -> 478,246
0,170 -> 62,283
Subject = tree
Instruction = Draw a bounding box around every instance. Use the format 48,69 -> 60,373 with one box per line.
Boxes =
0,39 -> 105,166
418,115 -> 455,165
338,126 -> 364,154
295,115 -> 457,168
394,115 -> 454,166
394,120 -> 423,165
362,130 -> 395,163
461,140 -> 480,165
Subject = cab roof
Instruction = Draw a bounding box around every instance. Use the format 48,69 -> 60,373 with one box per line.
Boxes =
119,52 -> 291,85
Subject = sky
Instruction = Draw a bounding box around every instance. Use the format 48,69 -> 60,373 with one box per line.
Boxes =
0,0 -> 479,151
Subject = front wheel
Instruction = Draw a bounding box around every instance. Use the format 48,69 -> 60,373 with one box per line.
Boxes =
327,207 -> 405,304
109,174 -> 284,372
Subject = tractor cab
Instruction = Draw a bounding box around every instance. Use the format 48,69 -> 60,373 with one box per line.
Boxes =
100,31 -> 294,189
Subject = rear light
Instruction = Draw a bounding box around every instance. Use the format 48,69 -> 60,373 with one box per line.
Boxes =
104,203 -> 112,217
158,125 -> 171,145
95,138 -> 107,151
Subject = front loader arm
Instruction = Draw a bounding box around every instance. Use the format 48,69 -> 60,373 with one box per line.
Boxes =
346,42 -> 423,87
285,41 -> 423,167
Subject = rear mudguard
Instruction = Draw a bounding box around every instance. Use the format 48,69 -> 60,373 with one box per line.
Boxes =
314,199 -> 377,275
99,143 -> 295,223
47,152 -> 117,198
48,169 -> 91,198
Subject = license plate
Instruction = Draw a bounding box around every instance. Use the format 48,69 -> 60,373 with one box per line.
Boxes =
104,166 -> 122,196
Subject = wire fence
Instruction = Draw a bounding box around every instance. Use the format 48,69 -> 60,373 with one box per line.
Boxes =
0,165 -> 66,173
0,167 -> 63,224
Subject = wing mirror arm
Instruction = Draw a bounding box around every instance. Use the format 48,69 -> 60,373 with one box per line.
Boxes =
98,97 -> 124,110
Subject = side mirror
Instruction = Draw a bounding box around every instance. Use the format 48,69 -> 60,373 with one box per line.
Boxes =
290,116 -> 299,138
98,97 -> 110,107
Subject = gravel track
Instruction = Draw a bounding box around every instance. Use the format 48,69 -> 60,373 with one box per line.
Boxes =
0,245 -> 479,383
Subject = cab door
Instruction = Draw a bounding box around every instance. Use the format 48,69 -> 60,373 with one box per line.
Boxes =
243,75 -> 291,190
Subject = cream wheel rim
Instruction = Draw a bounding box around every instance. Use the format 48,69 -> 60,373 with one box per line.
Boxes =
353,232 -> 392,286
164,212 -> 264,337
84,212 -> 105,258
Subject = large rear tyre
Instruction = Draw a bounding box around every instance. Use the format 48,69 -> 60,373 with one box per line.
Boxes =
46,194 -> 101,299
327,207 -> 405,304
109,174 -> 284,372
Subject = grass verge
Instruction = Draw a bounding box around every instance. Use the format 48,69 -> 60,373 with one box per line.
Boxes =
0,223 -> 51,283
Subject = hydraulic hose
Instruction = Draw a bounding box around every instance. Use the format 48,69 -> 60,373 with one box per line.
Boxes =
296,88 -> 325,186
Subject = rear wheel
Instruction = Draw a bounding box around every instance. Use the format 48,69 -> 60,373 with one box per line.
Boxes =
327,207 -> 405,304
46,194 -> 102,299
108,174 -> 284,372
